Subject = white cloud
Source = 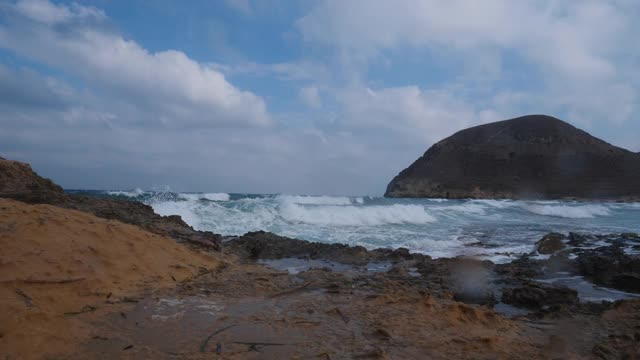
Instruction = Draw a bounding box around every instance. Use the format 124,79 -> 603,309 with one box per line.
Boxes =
13,0 -> 105,24
0,0 -> 270,127
297,0 -> 638,126
337,85 -> 504,143
299,86 -> 322,108
1,0 -> 638,195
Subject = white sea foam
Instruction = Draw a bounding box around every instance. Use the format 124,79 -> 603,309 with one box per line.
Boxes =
279,201 -> 436,226
277,195 -> 354,206
142,193 -> 637,265
523,204 -> 610,218
470,199 -> 518,208
434,203 -> 487,215
151,201 -> 202,229
107,188 -> 145,197
178,193 -> 230,201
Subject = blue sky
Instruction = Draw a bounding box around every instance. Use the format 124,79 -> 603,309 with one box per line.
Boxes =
1,0 -> 639,195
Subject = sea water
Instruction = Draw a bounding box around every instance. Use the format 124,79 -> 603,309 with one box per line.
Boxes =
67,189 -> 640,264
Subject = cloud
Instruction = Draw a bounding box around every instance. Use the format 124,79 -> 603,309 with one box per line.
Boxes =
0,64 -> 70,111
12,0 -> 105,24
337,85 -> 505,144
0,0 -> 270,127
1,0 -> 638,195
299,86 -> 322,108
297,0 -> 638,126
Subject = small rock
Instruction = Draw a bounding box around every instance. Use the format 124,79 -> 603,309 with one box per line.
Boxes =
621,232 -> 639,239
536,233 -> 566,254
567,232 -> 588,247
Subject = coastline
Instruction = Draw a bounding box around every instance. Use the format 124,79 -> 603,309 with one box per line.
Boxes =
2,158 -> 640,359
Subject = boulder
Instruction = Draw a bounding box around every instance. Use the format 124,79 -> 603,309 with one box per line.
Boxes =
536,233 -> 566,254
576,245 -> 640,293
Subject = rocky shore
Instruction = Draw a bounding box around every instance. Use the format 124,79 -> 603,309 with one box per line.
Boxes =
1,158 -> 639,359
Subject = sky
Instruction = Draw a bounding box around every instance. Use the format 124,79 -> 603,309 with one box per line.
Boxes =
0,0 -> 639,195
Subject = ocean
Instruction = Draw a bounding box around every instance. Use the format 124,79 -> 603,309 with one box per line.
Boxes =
67,189 -> 640,264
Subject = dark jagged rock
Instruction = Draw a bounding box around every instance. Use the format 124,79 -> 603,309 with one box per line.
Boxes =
567,232 -> 589,247
501,282 -> 578,308
226,230 -> 426,265
385,115 -> 640,199
494,257 -> 546,280
576,244 -> 640,293
535,232 -> 566,254
0,158 -> 221,250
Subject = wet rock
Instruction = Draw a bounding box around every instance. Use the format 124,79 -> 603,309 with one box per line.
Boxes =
536,233 -> 566,254
567,232 -> 588,247
453,290 -> 496,307
547,251 -> 576,274
227,231 -> 433,267
501,282 -> 578,308
621,232 -> 639,239
495,257 -> 545,279
610,274 -> 640,294
576,245 -> 640,293
227,231 -> 375,265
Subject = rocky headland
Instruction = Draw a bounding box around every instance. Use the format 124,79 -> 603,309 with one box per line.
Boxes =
385,115 -> 640,200
1,157 -> 639,359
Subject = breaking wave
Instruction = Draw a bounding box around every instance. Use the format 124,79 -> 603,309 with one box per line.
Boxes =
89,190 -> 638,263
277,195 -> 359,206
523,204 -> 611,218
279,201 -> 436,226
178,193 -> 230,201
107,188 -> 145,197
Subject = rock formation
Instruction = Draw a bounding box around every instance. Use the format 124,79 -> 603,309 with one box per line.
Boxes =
385,115 -> 640,199
0,158 -> 221,250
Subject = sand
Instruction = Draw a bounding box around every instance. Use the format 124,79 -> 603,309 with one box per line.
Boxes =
0,199 -> 221,359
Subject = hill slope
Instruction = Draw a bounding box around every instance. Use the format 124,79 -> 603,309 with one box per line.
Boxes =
385,115 -> 640,199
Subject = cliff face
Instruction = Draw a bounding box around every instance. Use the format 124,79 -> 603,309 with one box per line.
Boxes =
385,115 -> 640,200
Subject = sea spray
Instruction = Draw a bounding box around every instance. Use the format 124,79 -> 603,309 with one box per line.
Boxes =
88,190 -> 640,263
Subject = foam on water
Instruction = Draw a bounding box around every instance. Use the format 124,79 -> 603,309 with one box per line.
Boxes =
277,195 -> 355,205
90,190 -> 639,263
279,201 -> 436,226
523,203 -> 611,218
178,193 -> 230,201
107,188 -> 145,197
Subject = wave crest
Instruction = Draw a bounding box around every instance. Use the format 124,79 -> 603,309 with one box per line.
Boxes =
178,193 -> 230,202
279,201 -> 436,226
107,188 -> 145,197
524,204 -> 610,218
277,195 -> 355,206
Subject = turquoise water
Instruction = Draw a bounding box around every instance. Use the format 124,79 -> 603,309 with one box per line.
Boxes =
68,189 -> 640,264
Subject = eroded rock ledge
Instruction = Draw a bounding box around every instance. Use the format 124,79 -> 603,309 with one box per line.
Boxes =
0,158 -> 220,250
